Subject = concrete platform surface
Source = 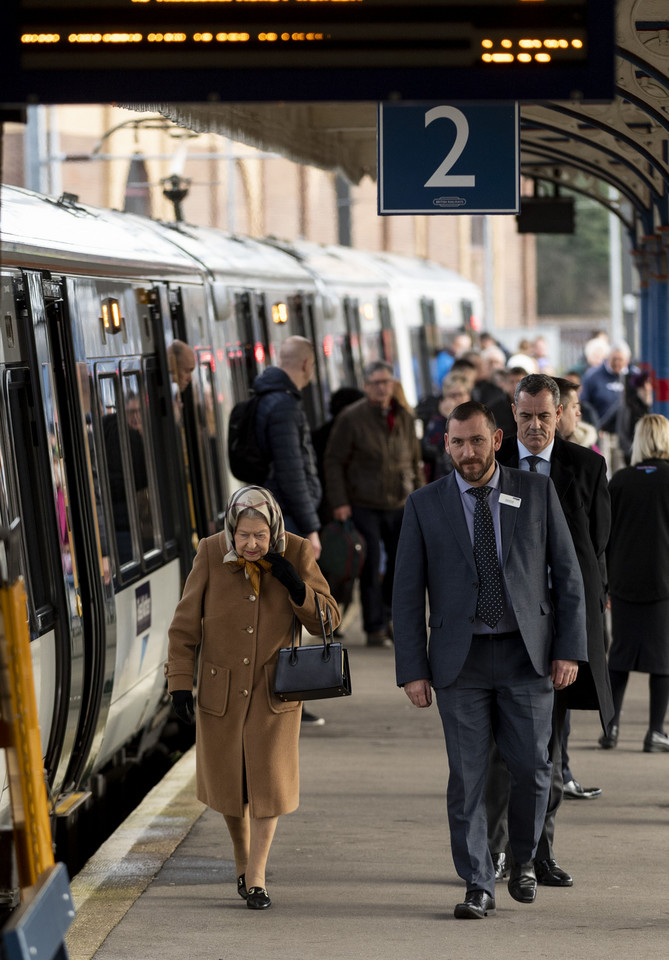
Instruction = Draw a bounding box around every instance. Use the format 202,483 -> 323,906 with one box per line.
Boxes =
66,616 -> 669,960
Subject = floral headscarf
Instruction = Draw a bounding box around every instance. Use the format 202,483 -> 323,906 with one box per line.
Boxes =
223,486 -> 286,593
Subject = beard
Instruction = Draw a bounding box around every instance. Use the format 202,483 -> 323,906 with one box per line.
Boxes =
453,446 -> 496,484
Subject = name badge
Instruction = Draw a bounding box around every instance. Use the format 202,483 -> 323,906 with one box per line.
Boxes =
499,493 -> 521,508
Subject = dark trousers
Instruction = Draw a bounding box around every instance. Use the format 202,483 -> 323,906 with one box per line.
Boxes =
435,636 -> 554,896
351,505 -> 404,635
486,690 -> 569,862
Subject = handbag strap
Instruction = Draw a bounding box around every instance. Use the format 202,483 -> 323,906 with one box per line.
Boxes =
314,594 -> 333,650
290,594 -> 333,661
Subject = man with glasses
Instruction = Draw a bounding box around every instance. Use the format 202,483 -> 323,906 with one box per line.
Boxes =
324,361 -> 423,647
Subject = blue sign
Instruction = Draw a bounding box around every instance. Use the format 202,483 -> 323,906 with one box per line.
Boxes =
378,102 -> 520,215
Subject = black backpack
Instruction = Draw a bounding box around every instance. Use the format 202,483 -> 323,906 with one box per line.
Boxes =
227,393 -> 269,485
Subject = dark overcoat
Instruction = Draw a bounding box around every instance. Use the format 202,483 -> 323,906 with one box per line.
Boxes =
497,434 -> 614,726
165,531 -> 340,818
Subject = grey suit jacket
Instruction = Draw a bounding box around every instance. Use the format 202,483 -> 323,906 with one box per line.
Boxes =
393,464 -> 588,689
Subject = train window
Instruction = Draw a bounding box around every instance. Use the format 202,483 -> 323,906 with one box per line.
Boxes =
99,374 -> 137,571
121,371 -> 162,560
77,363 -> 112,583
193,353 -> 227,531
143,359 -> 178,554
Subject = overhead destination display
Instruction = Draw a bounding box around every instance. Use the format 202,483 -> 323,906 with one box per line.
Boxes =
5,1 -> 614,103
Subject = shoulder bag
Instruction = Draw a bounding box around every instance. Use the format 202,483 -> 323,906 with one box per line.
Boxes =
274,596 -> 352,701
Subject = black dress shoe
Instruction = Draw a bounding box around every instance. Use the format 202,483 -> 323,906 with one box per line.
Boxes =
454,890 -> 496,919
535,858 -> 573,887
643,730 -> 669,753
599,724 -> 618,749
492,852 -> 509,882
246,886 -> 271,910
508,862 -> 537,903
237,874 -> 248,900
563,779 -> 602,799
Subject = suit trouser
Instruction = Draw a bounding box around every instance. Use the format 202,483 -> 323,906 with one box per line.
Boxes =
435,636 -> 554,897
486,691 -> 569,862
351,505 -> 404,634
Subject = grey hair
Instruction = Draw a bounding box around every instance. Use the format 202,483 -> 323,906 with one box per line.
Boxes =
363,360 -> 394,382
514,373 -> 561,408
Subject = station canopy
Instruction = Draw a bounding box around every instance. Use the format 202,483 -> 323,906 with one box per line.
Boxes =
124,1 -> 669,243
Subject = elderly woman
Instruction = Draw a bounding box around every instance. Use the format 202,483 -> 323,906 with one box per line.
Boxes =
600,415 -> 669,753
165,486 -> 340,909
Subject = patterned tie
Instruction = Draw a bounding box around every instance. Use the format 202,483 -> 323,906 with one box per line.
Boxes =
467,486 -> 504,628
525,455 -> 542,472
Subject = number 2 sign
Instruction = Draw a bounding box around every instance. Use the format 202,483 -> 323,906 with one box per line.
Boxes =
378,102 -> 519,215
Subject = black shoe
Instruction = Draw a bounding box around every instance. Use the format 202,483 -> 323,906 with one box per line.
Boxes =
246,886 -> 271,910
237,874 -> 248,900
508,862 -> 537,903
301,709 -> 325,726
454,890 -> 496,919
366,631 -> 392,648
535,858 -> 573,887
598,724 -> 618,749
643,730 -> 669,753
492,852 -> 509,882
563,779 -> 602,799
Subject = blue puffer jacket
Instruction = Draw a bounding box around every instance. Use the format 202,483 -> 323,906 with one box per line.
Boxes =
253,366 -> 322,536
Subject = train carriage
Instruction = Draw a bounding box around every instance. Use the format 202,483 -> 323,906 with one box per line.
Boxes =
0,183 -> 483,873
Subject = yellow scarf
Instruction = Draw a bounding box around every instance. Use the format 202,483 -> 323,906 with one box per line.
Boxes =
233,556 -> 273,596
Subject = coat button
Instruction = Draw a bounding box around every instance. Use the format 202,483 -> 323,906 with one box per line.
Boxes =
246,626 -> 254,633
249,594 -> 256,602
243,657 -> 250,665
210,668 -> 217,676
472,582 -> 479,588
468,616 -> 475,623
241,689 -> 249,697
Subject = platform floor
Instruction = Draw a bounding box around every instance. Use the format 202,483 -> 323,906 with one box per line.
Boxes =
66,610 -> 669,960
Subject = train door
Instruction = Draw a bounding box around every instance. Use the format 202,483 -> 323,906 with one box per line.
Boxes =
227,289 -> 271,403
167,283 -> 230,539
409,297 -> 437,401
62,275 -> 187,778
343,296 -> 365,384
3,271 -> 97,798
378,295 -> 398,368
289,292 -> 326,428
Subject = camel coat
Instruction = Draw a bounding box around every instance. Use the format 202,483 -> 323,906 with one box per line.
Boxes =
165,531 -> 340,818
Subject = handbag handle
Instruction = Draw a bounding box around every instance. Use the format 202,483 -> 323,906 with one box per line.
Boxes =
289,594 -> 333,665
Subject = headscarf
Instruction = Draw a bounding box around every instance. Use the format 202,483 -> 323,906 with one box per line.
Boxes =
223,486 -> 286,594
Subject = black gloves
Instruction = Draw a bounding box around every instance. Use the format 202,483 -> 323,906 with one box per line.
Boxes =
266,553 -> 306,606
171,690 -> 195,725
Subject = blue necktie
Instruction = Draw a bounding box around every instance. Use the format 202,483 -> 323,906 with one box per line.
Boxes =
467,486 -> 504,628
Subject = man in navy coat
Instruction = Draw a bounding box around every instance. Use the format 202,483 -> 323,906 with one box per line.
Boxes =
393,400 -> 587,919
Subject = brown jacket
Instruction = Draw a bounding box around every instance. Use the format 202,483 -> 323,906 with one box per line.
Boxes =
165,531 -> 340,818
323,398 -> 423,511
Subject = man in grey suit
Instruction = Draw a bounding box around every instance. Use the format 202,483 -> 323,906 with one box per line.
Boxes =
393,401 -> 587,919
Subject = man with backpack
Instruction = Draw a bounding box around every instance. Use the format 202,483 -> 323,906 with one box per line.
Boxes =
252,336 -> 322,561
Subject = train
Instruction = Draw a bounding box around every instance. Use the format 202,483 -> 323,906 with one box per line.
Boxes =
0,183 -> 482,870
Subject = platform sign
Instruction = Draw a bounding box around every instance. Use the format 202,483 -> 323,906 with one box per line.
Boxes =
378,102 -> 520,216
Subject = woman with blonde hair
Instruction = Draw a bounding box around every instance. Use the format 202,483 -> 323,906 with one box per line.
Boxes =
600,414 -> 669,752
166,485 -> 340,908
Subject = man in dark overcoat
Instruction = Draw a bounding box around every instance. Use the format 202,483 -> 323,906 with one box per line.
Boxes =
486,373 -> 613,888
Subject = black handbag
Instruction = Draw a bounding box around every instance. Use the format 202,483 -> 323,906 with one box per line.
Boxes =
274,598 -> 352,702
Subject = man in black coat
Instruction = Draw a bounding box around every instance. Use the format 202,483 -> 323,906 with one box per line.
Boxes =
486,373 -> 613,888
254,336 -> 322,561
